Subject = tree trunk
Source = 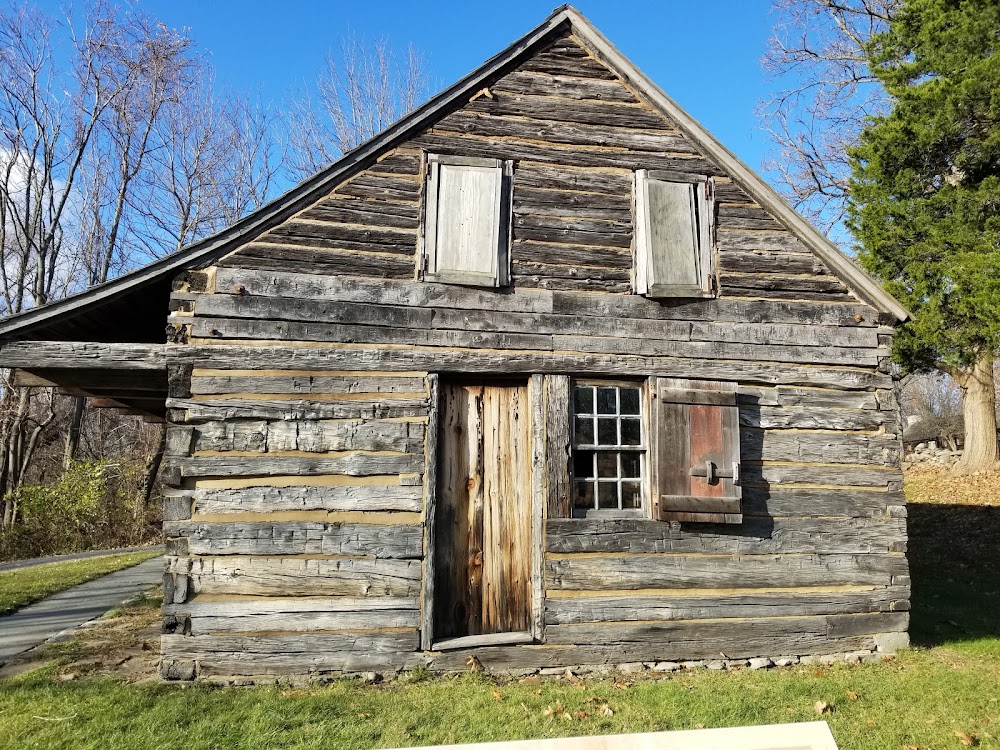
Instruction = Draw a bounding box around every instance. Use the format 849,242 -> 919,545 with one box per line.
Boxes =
64,397 -> 86,470
953,356 -> 998,473
141,424 -> 166,507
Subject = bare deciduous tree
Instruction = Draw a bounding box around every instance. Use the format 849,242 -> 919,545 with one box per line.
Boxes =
285,34 -> 429,180
0,0 -> 284,527
759,0 -> 901,238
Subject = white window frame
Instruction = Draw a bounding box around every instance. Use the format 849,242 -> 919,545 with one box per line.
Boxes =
633,169 -> 716,298
570,380 -> 648,519
419,153 -> 513,287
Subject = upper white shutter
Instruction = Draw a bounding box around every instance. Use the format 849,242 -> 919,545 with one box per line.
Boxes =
422,154 -> 510,287
633,170 -> 714,297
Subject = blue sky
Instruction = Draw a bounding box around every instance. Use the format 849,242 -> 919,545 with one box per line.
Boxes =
119,0 -> 777,174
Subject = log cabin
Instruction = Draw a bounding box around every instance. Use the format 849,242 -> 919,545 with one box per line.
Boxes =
0,6 -> 912,680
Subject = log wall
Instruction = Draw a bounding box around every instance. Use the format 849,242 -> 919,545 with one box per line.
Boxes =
159,31 -> 908,679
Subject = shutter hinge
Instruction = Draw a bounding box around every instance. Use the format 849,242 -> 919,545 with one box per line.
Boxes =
690,461 -> 740,485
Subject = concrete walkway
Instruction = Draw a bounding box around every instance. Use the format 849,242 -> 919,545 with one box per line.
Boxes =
0,544 -> 163,572
0,556 -> 164,666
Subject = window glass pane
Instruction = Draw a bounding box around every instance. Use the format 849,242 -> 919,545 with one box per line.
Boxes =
597,387 -> 617,415
573,451 -> 595,479
621,452 -> 641,479
597,452 -> 617,478
574,416 -> 594,446
597,418 -> 617,445
598,482 -> 618,509
621,417 -> 641,446
574,386 -> 593,415
621,482 -> 642,510
574,481 -> 594,510
620,388 -> 640,415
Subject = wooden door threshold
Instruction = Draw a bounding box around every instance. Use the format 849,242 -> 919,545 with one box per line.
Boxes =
431,631 -> 535,652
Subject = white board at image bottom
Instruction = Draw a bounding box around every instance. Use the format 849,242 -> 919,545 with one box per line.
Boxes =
383,721 -> 839,750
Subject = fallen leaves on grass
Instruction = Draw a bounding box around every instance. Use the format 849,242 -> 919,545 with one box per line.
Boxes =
847,690 -> 860,701
815,701 -> 833,715
954,730 -> 979,747
543,701 -> 573,721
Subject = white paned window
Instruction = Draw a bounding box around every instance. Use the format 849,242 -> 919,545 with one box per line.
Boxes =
421,154 -> 512,287
633,169 -> 715,298
571,382 -> 646,517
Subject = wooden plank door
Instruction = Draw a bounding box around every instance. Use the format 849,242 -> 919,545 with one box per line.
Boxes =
435,382 -> 531,640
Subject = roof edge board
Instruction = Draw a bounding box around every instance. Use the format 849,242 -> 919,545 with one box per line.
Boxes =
561,7 -> 911,323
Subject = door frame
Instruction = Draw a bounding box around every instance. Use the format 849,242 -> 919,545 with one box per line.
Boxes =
421,373 -> 545,651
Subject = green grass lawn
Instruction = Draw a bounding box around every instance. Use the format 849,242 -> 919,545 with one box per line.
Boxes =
0,472 -> 998,750
0,550 -> 162,616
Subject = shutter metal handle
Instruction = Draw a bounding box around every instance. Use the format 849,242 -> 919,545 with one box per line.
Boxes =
690,461 -> 740,484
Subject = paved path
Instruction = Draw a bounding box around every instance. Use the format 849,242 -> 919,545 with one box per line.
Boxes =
0,556 -> 164,665
0,545 -> 163,572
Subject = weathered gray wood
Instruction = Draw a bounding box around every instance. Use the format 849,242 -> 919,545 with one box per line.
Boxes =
544,375 -> 572,519
545,553 -> 908,590
544,612 -> 909,646
719,251 -> 830,276
738,386 -> 880,410
491,70 -> 639,103
174,453 -> 423,478
545,587 -> 910,624
164,521 -> 422,558
512,241 -> 633,269
192,484 -> 423,514
421,373 -> 439,651
518,48 -> 619,80
515,164 -> 632,195
168,397 -> 428,423
745,464 -> 902,489
191,419 -> 425,454
334,173 -> 420,200
170,555 -> 421,597
739,405 -> 896,431
741,487 -> 905,518
165,597 -> 419,635
433,631 -> 535,651
546,517 -> 907,555
530,374 -> 546,641
741,429 -> 899,466
210,267 -> 881,327
171,345 -> 894,391
161,632 -> 427,676
413,132 -> 722,176
299,197 -> 419,229
185,315 -> 881,368
260,221 -> 416,254
0,342 -> 165,370
827,611 -> 909,638
513,214 -> 631,247
190,374 -> 426,396
224,245 -> 415,279
440,111 -> 695,154
722,272 -> 849,295
427,621 -> 879,671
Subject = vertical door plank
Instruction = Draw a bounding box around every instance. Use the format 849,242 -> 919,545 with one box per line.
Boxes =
421,374 -> 439,650
465,385 -> 485,636
530,375 -> 547,640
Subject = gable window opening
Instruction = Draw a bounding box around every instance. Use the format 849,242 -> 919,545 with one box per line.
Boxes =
633,169 -> 716,299
419,153 -> 513,288
571,382 -> 646,517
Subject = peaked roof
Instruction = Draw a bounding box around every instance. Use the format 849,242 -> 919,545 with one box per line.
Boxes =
0,5 -> 909,341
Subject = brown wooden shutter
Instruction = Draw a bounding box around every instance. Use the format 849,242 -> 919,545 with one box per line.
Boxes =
653,377 -> 742,524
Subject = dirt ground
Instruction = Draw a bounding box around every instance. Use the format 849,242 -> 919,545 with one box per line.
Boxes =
0,589 -> 162,683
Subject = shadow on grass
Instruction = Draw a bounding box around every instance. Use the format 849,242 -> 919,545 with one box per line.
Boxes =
908,502 -> 1000,649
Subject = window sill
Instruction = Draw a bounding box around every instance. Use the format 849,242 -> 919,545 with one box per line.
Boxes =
571,509 -> 646,520
431,631 -> 535,652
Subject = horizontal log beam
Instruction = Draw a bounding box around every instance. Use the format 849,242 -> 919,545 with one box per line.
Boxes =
0,342 -> 165,371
